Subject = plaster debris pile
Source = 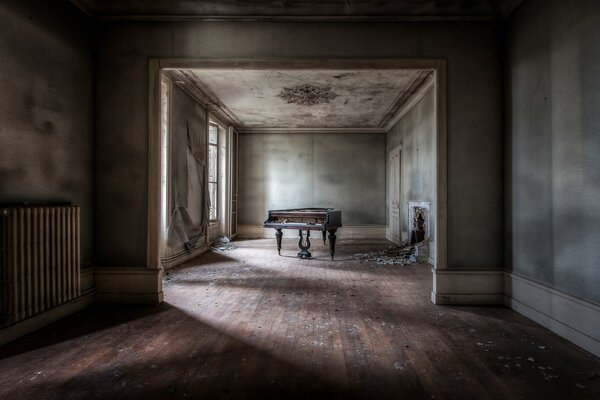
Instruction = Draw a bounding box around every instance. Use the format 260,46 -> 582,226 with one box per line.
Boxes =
210,237 -> 236,252
354,239 -> 430,266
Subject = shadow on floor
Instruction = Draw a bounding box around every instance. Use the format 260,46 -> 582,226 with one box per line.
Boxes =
0,303 -> 414,400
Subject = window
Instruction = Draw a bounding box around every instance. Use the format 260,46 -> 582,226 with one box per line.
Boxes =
208,123 -> 219,221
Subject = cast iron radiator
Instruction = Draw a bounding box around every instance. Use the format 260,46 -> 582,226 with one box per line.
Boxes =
0,205 -> 80,325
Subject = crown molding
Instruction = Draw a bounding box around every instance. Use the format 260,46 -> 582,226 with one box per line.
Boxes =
383,73 -> 436,131
165,70 -> 243,129
379,70 -> 433,130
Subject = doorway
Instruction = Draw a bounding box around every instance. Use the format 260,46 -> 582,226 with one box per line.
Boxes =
388,145 -> 402,244
147,58 -> 448,302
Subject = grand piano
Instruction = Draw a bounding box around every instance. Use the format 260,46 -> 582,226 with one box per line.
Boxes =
263,208 -> 342,260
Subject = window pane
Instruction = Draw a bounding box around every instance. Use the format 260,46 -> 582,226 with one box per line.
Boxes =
209,182 -> 217,220
208,145 -> 217,182
209,124 -> 218,144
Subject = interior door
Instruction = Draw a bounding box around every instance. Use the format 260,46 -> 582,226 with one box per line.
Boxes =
388,146 -> 401,244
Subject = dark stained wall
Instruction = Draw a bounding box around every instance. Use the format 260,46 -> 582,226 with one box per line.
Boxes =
95,21 -> 504,269
506,0 -> 600,302
0,0 -> 94,266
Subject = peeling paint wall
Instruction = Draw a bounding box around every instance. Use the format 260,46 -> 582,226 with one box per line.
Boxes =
386,88 -> 436,244
506,0 -> 600,303
239,133 -> 386,226
0,0 -> 94,266
95,21 -> 503,268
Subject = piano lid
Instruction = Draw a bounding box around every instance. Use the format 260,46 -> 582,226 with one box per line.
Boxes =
264,207 -> 342,229
268,207 -> 334,213
269,207 -> 334,217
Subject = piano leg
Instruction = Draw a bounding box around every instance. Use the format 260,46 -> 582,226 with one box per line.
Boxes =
328,229 -> 337,260
275,228 -> 283,255
297,230 -> 312,259
322,230 -> 327,245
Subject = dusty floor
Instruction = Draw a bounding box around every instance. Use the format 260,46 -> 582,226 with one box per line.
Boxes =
0,239 -> 598,399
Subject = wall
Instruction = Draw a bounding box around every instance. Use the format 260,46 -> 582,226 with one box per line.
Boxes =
0,0 -> 94,266
95,21 -> 504,269
386,88 -> 436,241
239,133 -> 385,226
506,0 -> 600,303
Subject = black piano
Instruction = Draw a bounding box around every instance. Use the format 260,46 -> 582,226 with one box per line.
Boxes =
263,208 -> 342,260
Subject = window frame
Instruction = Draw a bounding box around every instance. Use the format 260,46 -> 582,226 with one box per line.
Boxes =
208,122 -> 219,222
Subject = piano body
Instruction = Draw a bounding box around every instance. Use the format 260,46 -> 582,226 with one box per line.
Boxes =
263,208 -> 342,260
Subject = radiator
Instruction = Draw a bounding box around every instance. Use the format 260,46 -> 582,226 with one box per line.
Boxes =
0,205 -> 80,325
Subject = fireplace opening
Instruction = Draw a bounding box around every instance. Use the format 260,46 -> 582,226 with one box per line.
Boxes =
411,209 -> 426,244
408,201 -> 430,245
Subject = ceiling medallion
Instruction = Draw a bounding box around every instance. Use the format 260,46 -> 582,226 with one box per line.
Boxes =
278,84 -> 338,106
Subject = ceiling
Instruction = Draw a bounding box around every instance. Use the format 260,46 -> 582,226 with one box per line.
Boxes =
71,0 -> 525,20
172,69 -> 432,132
72,1 -> 524,131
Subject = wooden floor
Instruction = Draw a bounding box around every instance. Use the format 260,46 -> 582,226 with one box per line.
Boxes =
0,239 -> 598,399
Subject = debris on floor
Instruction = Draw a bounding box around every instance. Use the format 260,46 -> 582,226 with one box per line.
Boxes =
354,238 -> 431,266
414,238 -> 431,263
353,249 -> 414,266
210,237 -> 236,252
211,243 -> 235,251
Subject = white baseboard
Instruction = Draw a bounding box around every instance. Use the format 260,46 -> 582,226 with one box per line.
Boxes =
238,224 -> 386,240
94,267 -> 164,304
0,289 -> 95,346
431,268 -> 504,305
505,272 -> 600,358
161,235 -> 209,269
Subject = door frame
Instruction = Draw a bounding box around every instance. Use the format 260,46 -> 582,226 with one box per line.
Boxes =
387,145 -> 402,244
147,57 -> 448,286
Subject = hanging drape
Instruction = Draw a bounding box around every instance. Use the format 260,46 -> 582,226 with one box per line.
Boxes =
167,120 -> 210,252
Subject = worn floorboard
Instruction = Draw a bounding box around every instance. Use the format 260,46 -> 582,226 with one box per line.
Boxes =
0,239 -> 598,399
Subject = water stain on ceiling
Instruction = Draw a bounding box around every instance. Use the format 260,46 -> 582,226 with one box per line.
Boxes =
186,69 -> 430,129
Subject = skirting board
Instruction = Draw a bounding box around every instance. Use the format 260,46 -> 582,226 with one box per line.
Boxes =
505,272 -> 600,358
238,225 -> 386,240
0,289 -> 95,346
95,267 -> 164,304
431,268 -> 504,305
81,267 -> 95,292
161,241 -> 209,269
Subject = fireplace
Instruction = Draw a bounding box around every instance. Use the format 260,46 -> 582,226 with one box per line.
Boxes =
408,201 -> 430,244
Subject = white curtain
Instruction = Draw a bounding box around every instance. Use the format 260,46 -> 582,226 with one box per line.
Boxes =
167,120 -> 209,251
